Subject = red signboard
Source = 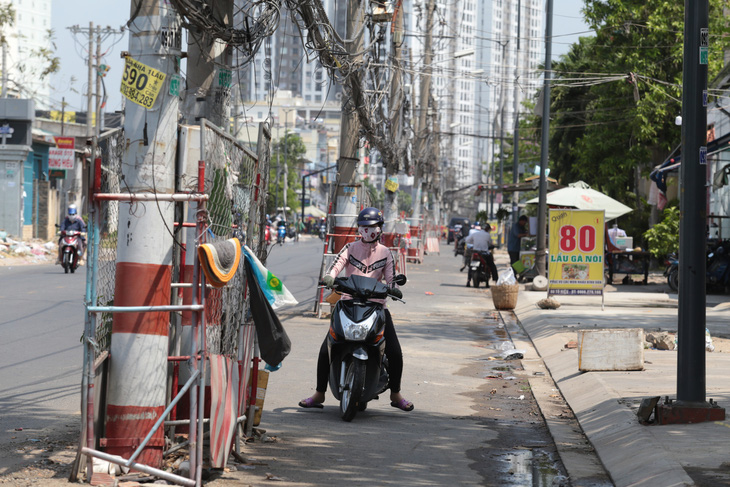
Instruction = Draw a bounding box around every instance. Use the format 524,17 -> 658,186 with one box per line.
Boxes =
54,136 -> 75,149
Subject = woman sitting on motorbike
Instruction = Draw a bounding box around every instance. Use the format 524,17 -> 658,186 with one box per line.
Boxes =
298,207 -> 414,412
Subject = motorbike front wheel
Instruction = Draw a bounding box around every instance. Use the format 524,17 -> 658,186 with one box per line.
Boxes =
340,358 -> 366,422
667,268 -> 678,292
63,253 -> 70,274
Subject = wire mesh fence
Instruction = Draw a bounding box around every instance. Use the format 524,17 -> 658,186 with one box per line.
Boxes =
89,122 -> 270,363
92,128 -> 125,359
199,119 -> 269,359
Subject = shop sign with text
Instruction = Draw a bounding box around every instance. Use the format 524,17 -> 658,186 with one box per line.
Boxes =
548,209 -> 605,296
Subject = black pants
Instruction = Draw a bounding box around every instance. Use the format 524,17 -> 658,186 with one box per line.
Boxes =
509,251 -> 521,265
315,309 -> 404,394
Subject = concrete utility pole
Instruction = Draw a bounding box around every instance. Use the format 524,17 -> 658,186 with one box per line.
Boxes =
332,0 -> 365,252
94,25 -> 102,137
106,0 -> 181,468
183,0 -> 234,127
498,39 -> 508,213
383,3 -> 406,234
511,0 -> 521,226
412,0 -> 435,224
283,113 -> 289,219
177,4 -> 234,477
67,24 -> 124,137
87,22 -> 93,137
2,39 -> 7,97
431,95 -> 442,227
535,0 -> 553,277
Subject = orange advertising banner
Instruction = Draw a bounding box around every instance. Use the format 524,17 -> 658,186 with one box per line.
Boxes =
54,136 -> 75,149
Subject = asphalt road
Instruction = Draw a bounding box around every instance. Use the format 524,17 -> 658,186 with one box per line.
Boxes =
222,237 -> 581,487
0,262 -> 86,471
0,237 -> 604,486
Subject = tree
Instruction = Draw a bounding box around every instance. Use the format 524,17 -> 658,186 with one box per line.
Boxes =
523,0 -> 730,237
268,134 -> 306,216
0,4 -> 60,99
550,0 -> 729,202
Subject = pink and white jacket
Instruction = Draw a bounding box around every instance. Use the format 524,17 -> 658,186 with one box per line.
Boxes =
327,239 -> 397,304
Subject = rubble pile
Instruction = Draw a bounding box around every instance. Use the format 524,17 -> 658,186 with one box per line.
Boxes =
0,233 -> 57,264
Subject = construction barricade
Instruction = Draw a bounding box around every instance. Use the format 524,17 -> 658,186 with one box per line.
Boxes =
76,120 -> 271,485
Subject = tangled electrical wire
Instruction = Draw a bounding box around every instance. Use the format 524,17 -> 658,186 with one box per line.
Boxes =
169,0 -> 283,67
282,0 -> 398,165
170,0 -> 400,167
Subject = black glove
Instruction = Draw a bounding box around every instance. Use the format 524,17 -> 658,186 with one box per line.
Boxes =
323,275 -> 335,288
390,288 -> 403,299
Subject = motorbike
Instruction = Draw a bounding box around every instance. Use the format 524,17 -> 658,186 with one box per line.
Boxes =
319,224 -> 327,241
664,252 -> 679,292
323,273 -> 406,421
454,233 -> 466,257
469,250 -> 494,288
59,230 -> 83,274
277,225 -> 286,245
664,241 -> 730,293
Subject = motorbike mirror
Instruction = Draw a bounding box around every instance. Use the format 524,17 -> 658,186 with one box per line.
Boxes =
393,274 -> 407,286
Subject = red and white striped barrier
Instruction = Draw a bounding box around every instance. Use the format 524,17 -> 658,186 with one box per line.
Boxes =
209,354 -> 239,469
425,237 -> 440,254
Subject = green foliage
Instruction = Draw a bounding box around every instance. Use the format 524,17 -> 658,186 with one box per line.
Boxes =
397,190 -> 412,214
475,210 -> 489,224
267,134 -> 306,215
363,179 -> 384,209
643,206 -> 680,259
523,0 -> 730,222
495,207 -> 511,222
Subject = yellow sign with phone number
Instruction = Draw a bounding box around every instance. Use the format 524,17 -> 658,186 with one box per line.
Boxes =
548,209 -> 605,296
119,57 -> 166,109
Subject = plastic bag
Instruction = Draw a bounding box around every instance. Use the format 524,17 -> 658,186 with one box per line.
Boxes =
706,328 -> 715,352
497,267 -> 517,286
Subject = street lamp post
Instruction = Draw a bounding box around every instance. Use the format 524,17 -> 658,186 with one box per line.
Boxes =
301,164 -> 337,224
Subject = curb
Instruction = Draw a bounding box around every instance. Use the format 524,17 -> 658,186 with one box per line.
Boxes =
515,291 -> 695,487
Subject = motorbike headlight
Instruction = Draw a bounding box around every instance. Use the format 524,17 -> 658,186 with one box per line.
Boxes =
339,310 -> 377,341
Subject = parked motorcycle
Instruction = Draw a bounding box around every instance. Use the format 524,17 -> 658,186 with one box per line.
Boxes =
664,252 -> 678,292
277,224 -> 286,245
60,230 -> 83,274
322,273 -> 406,421
664,241 -> 730,293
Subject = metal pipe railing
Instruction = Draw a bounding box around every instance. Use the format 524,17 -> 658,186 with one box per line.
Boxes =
126,370 -> 200,465
80,448 -> 195,487
93,193 -> 208,202
87,305 -> 204,313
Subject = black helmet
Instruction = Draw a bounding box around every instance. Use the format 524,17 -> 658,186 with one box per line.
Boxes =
357,207 -> 384,226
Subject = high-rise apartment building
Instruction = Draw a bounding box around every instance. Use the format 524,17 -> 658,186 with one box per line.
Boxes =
475,0 -> 544,192
236,0 -> 346,105
407,0 -> 543,192
2,0 -> 52,108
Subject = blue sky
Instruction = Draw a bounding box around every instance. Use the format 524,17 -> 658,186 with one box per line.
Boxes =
50,0 -> 591,114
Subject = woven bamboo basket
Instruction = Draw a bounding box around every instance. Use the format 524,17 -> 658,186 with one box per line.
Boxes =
491,283 -> 519,310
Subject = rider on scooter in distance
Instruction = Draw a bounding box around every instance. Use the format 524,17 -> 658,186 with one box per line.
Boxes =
298,207 -> 414,412
56,204 -> 86,265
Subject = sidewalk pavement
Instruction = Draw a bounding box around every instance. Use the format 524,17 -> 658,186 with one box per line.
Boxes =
425,245 -> 730,487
